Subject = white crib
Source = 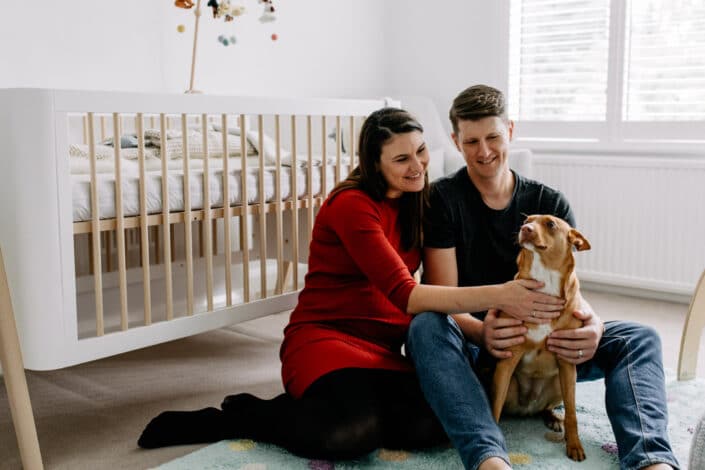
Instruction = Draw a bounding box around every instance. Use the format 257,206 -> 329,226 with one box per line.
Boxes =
0,88 -> 388,373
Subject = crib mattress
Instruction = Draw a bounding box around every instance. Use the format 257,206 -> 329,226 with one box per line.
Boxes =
71,159 -> 350,222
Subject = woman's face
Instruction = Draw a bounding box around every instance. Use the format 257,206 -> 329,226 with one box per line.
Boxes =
378,131 -> 429,198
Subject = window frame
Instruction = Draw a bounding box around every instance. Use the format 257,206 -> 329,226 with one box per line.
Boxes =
508,0 -> 705,156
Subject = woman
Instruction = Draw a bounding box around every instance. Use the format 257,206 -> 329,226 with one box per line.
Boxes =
138,108 -> 563,459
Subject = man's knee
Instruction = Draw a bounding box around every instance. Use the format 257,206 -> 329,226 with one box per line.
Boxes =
408,312 -> 451,345
603,321 -> 663,362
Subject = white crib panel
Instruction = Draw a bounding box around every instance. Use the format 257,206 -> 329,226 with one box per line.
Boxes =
0,90 -> 69,369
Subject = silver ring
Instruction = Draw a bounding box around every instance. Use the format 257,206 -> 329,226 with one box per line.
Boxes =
578,349 -> 584,358
532,311 -> 537,318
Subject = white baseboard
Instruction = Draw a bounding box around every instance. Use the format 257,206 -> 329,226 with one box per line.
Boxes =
582,280 -> 692,305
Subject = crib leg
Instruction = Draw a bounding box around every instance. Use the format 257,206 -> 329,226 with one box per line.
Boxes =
0,247 -> 44,470
679,268 -> 705,380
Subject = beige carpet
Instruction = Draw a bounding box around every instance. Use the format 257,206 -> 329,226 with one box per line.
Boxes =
1,289 -> 703,470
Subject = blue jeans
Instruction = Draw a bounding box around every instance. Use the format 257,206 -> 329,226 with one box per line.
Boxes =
406,313 -> 679,470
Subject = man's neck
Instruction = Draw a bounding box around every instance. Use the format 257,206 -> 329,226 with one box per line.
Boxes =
468,169 -> 515,210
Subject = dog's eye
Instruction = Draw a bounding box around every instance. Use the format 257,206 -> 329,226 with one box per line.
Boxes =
545,220 -> 556,229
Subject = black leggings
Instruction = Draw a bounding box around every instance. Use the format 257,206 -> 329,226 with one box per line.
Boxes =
138,368 -> 448,460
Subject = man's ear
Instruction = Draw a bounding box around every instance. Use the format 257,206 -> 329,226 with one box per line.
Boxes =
451,132 -> 461,151
507,119 -> 515,142
568,229 -> 591,251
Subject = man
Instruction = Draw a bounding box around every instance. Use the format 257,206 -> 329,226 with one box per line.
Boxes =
406,85 -> 678,470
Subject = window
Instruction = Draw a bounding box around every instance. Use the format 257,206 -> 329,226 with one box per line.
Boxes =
509,0 -> 705,151
623,0 -> 705,122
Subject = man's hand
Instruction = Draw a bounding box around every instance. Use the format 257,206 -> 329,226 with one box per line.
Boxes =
546,309 -> 604,364
482,309 -> 527,359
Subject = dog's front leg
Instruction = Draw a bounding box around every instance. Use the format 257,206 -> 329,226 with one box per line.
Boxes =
491,351 -> 524,422
557,359 -> 585,461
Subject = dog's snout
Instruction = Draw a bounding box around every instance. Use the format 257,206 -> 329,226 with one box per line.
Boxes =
520,224 -> 534,235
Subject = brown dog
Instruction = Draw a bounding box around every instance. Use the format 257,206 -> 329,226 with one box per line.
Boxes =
491,214 -> 590,461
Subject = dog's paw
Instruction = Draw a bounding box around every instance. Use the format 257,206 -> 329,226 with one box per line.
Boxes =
542,408 -> 564,432
566,441 -> 586,461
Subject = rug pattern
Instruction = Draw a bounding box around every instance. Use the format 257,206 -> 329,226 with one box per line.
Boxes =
156,375 -> 704,469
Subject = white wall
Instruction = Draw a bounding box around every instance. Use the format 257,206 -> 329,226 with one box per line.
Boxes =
0,0 -> 387,99
382,0 -> 510,134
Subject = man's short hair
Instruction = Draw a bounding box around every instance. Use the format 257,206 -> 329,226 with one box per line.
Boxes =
449,85 -> 507,134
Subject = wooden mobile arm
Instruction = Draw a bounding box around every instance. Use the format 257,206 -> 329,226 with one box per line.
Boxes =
186,0 -> 203,94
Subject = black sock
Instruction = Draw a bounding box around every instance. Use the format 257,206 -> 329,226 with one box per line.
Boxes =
137,407 -> 232,448
220,392 -> 259,412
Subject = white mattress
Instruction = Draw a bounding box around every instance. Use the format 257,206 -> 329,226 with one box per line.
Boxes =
71,158 -> 351,222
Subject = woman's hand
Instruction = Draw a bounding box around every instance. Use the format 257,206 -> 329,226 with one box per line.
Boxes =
482,309 -> 527,359
499,279 -> 565,324
546,309 -> 604,364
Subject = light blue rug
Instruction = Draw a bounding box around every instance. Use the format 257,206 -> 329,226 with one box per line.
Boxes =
156,374 -> 704,469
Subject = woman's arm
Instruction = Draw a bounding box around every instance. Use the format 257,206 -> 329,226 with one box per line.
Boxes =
409,247 -> 564,321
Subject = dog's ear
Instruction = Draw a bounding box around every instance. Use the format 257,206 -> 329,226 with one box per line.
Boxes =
568,229 -> 591,251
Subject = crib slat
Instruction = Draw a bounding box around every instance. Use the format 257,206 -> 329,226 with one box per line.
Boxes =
258,115 -> 267,299
182,115 -> 195,315
321,116 -> 328,197
290,115 -> 299,291
113,113 -> 129,330
87,113 -> 105,336
100,116 -> 107,142
222,114 -> 233,306
306,115 -> 314,249
240,114 -> 250,303
160,114 -> 174,320
274,115 -> 285,294
136,114 -> 152,325
202,115 -> 214,311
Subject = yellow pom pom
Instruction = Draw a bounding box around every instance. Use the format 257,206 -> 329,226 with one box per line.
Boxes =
176,24 -> 186,33
508,452 -> 532,465
229,439 -> 256,451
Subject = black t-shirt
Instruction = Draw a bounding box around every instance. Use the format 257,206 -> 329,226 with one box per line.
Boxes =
424,168 -> 575,292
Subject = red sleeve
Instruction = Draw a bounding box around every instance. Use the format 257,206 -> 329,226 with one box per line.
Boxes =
328,191 -> 417,312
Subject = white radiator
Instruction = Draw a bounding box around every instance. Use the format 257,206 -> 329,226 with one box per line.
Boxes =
533,154 -> 705,297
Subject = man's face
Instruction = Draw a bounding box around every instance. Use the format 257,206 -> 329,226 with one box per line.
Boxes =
452,116 -> 514,181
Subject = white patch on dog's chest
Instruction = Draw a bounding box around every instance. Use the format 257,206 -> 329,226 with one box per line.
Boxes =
526,247 -> 562,297
526,323 -> 553,343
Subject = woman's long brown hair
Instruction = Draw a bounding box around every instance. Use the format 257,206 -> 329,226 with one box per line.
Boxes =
329,108 -> 429,251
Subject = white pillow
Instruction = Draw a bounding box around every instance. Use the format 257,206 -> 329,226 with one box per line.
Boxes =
245,130 -> 291,165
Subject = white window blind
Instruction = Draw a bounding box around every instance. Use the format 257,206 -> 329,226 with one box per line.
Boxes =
508,0 -> 611,121
623,0 -> 705,121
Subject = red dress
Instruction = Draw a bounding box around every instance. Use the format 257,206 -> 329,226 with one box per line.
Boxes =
280,189 -> 420,398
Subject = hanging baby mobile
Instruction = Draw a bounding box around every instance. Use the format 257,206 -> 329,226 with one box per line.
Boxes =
174,0 -> 279,93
